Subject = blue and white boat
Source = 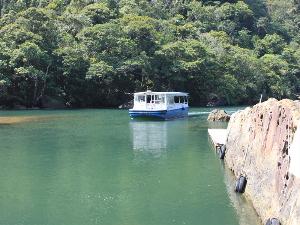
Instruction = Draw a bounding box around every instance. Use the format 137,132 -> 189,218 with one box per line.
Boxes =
129,91 -> 189,120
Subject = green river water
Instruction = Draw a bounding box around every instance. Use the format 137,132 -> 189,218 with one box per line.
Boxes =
0,108 -> 261,225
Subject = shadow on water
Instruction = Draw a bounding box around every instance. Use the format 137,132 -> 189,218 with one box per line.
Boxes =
208,133 -> 262,225
203,108 -> 262,225
221,162 -> 263,225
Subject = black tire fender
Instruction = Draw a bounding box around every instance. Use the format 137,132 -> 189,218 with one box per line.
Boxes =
219,145 -> 226,159
266,218 -> 281,225
235,175 -> 247,193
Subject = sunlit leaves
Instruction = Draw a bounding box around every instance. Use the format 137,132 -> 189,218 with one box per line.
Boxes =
86,61 -> 113,80
254,34 -> 286,56
81,3 -> 115,24
10,41 -> 49,69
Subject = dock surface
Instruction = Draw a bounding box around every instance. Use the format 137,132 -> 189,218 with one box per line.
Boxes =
208,129 -> 228,146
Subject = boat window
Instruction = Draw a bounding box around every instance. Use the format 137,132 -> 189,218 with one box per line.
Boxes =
179,96 -> 184,103
137,95 -> 145,102
147,95 -> 151,103
184,96 -> 188,103
161,96 -> 165,103
168,96 -> 174,104
174,96 -> 180,103
155,96 -> 159,103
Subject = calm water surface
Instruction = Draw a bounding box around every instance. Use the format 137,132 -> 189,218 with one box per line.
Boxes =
0,108 -> 261,225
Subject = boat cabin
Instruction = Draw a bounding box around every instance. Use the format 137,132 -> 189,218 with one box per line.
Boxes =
129,91 -> 189,119
132,91 -> 188,111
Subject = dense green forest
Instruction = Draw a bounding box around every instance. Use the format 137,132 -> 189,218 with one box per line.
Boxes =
0,0 -> 299,108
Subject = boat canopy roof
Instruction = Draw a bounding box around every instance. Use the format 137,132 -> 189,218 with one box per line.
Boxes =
134,91 -> 188,96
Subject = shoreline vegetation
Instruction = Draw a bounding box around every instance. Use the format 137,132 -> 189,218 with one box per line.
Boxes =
0,0 -> 299,108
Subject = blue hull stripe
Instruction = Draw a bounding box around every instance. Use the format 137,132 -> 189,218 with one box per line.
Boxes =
129,107 -> 189,120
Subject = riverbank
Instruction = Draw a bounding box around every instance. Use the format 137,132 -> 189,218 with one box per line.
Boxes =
224,98 -> 300,225
0,116 -> 42,124
0,115 -> 66,125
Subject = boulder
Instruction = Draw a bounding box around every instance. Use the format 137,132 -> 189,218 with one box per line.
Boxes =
225,98 -> 300,225
207,109 -> 230,122
41,96 -> 66,109
13,104 -> 27,110
118,100 -> 133,109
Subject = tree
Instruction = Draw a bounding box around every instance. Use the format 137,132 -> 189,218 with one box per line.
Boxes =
254,34 -> 286,57
9,41 -> 51,107
260,54 -> 292,98
121,15 -> 159,54
54,43 -> 89,107
81,3 -> 115,25
155,39 -> 220,104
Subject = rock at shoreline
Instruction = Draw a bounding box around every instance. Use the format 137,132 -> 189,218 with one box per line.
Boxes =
207,109 -> 230,122
41,96 -> 67,109
225,98 -> 300,225
118,100 -> 133,109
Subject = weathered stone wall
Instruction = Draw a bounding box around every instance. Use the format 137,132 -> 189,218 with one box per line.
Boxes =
207,109 -> 231,122
225,98 -> 300,225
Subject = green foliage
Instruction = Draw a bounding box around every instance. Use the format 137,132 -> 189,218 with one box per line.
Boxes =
121,15 -> 159,54
0,0 -> 299,108
86,61 -> 113,80
57,13 -> 91,36
254,34 -> 286,56
260,54 -> 292,98
237,29 -> 253,48
81,3 -> 114,24
187,1 -> 254,34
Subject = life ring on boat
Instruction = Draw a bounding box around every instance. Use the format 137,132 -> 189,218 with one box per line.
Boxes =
266,218 -> 281,225
235,175 -> 247,193
219,145 -> 226,159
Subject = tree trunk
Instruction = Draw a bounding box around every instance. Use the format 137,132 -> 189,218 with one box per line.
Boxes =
32,76 -> 38,107
36,64 -> 51,104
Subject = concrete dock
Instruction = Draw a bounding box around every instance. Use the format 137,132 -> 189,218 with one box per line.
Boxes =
208,129 -> 228,147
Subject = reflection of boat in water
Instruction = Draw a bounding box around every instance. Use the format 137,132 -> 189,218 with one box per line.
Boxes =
130,121 -> 168,158
129,90 -> 189,120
